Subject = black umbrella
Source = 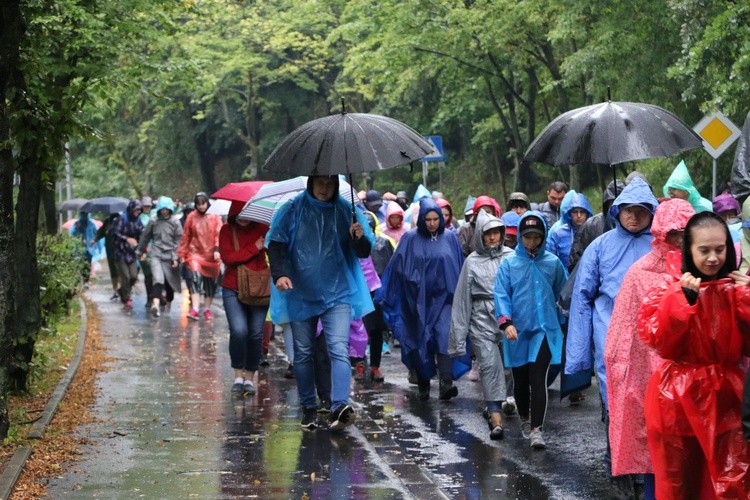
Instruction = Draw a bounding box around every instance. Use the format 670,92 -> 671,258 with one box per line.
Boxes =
58,198 -> 89,212
524,100 -> 704,190
263,109 -> 435,220
81,196 -> 129,215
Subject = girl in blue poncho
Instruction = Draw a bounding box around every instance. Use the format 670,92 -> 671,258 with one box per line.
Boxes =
266,175 -> 374,431
494,211 -> 567,450
378,198 -> 464,401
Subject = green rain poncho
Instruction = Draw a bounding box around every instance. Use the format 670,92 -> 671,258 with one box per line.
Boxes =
662,160 -> 712,213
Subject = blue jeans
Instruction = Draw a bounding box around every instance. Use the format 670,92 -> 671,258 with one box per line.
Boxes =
291,304 -> 351,410
223,289 -> 268,372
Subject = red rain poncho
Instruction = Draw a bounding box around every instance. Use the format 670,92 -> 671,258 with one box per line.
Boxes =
178,210 -> 223,279
637,255 -> 750,499
605,198 -> 694,477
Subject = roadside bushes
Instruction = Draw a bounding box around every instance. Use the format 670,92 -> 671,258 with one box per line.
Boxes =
37,233 -> 85,328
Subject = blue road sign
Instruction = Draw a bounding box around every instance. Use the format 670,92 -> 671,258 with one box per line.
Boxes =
422,135 -> 445,162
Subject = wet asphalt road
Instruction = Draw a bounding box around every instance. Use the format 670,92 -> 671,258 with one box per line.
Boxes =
46,279 -> 614,499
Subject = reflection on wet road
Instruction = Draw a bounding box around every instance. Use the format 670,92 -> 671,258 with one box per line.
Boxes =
46,283 -> 613,499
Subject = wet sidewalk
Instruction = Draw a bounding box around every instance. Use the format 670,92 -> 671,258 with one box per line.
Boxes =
47,279 -> 613,499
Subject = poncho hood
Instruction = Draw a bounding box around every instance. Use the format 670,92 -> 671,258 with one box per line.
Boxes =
473,210 -> 506,256
649,198 -> 694,257
609,177 -> 658,236
416,198 -> 445,237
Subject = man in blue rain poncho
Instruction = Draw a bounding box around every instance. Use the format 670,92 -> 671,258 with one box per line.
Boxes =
565,177 -> 658,488
266,175 -> 375,431
377,198 -> 464,401
566,177 -> 658,410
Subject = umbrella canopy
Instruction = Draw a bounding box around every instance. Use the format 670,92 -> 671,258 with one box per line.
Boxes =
262,112 -> 435,176
58,198 -> 89,212
238,176 -> 356,225
205,199 -> 231,216
523,101 -> 704,167
81,196 -> 129,215
62,217 -> 103,230
211,181 -> 272,203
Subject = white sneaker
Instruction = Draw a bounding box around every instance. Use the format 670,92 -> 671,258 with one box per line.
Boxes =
529,427 -> 546,449
520,419 -> 532,439
501,397 -> 516,415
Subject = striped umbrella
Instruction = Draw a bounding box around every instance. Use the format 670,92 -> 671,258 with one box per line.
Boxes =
238,176 -> 355,225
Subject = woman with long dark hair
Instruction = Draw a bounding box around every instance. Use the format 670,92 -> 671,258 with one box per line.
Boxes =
638,211 -> 750,498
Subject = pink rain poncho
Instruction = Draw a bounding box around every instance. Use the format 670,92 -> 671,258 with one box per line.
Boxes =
604,198 -> 694,476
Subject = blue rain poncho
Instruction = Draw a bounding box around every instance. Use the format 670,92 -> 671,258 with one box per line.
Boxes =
266,188 -> 375,324
494,211 -> 568,368
546,192 -> 593,270
69,213 -> 105,260
565,177 -> 658,408
377,198 -> 464,380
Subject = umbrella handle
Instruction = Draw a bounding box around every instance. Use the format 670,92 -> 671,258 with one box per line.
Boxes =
349,173 -> 357,239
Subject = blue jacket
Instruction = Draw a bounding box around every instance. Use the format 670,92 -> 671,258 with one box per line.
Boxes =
377,198 -> 464,380
565,177 -> 658,408
266,189 -> 375,324
494,211 -> 568,368
546,192 -> 593,269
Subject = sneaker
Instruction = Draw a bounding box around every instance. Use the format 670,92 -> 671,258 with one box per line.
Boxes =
438,380 -> 458,401
502,397 -> 517,416
382,341 -> 391,355
529,427 -> 546,449
284,363 -> 295,379
354,362 -> 366,381
187,309 -> 200,321
110,292 -> 120,301
243,380 -> 256,394
231,382 -> 244,394
520,419 -> 532,438
301,408 -> 319,430
150,305 -> 160,318
370,367 -> 384,382
317,399 -> 332,414
467,360 -> 480,381
329,404 -> 356,431
490,425 -> 505,441
123,299 -> 133,312
203,310 -> 213,320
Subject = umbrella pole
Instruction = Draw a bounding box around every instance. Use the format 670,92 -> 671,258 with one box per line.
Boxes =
612,164 -> 618,197
349,173 -> 357,240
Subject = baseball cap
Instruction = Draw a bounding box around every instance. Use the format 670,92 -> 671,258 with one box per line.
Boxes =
518,214 -> 545,236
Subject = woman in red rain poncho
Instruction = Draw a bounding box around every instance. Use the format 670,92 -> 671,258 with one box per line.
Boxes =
638,211 -> 750,499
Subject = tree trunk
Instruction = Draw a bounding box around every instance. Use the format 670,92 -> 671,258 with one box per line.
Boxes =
42,182 -> 57,234
13,155 -> 42,391
492,143 -> 508,206
0,0 -> 23,437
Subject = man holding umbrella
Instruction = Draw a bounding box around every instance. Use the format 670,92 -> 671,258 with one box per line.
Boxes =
266,175 -> 375,431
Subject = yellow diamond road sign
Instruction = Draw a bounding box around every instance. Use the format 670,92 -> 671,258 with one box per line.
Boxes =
694,111 -> 741,159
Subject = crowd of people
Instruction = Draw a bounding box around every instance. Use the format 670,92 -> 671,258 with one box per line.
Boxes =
69,158 -> 750,499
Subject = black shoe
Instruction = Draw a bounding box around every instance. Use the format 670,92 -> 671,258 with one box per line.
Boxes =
231,382 -> 244,394
284,364 -> 295,379
438,380 -> 458,401
301,408 -> 319,430
317,399 -> 332,414
490,425 -> 504,441
408,369 -> 419,385
329,404 -> 356,431
417,381 -> 430,400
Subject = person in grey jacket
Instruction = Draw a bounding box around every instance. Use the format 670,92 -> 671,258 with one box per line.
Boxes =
449,210 -> 514,440
137,196 -> 183,317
